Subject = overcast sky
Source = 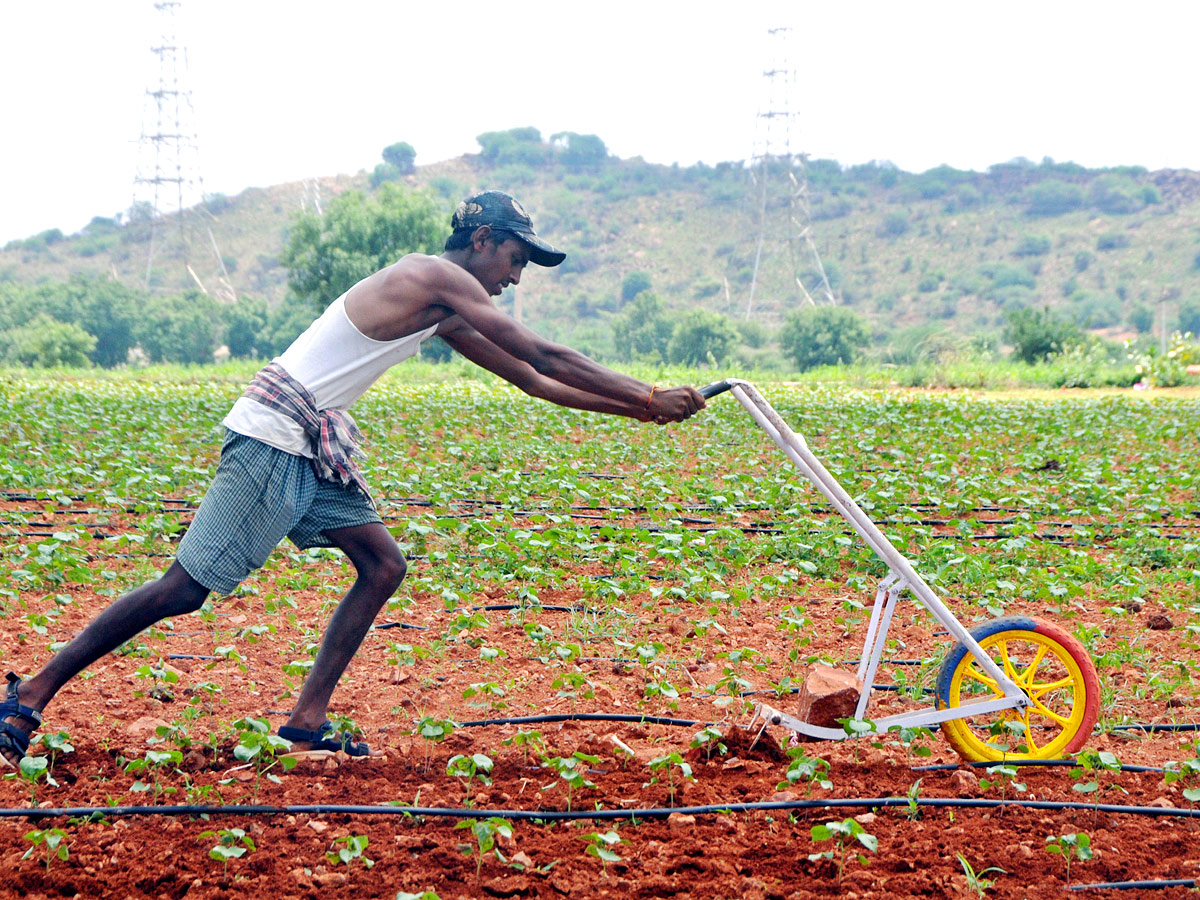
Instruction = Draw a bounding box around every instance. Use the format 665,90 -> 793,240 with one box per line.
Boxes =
2,0 -> 1197,244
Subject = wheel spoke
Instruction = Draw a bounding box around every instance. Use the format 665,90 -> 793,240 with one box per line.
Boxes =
1027,695 -> 1073,729
961,664 -> 999,694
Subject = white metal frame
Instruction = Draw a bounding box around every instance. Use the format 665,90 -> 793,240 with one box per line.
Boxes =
720,380 -> 1029,741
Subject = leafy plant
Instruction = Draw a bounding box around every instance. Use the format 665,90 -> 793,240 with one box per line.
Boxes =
125,748 -> 183,802
1045,832 -> 1092,884
231,717 -> 297,801
646,751 -> 693,807
778,748 -> 833,795
447,753 -> 494,805
808,818 -> 878,885
327,834 -> 374,871
416,716 -> 455,772
198,826 -> 256,879
455,817 -> 512,878
957,853 -> 1005,897
580,829 -> 626,875
979,763 -> 1026,808
23,827 -> 69,871
543,752 -> 599,811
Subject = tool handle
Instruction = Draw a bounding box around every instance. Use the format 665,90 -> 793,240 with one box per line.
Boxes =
699,380 -> 734,399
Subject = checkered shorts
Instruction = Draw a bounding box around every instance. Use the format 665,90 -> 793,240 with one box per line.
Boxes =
176,430 -> 382,594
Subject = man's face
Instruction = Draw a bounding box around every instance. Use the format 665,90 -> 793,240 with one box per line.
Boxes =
475,236 -> 531,297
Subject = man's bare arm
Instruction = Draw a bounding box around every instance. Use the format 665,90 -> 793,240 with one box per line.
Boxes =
424,259 -> 703,420
437,317 -> 664,420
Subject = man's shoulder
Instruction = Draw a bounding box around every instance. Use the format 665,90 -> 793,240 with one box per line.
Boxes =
386,253 -> 467,288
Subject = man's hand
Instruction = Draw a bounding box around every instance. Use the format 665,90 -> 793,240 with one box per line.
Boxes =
645,386 -> 705,424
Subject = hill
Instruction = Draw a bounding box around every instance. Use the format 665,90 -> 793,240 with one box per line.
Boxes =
3,130 -> 1199,361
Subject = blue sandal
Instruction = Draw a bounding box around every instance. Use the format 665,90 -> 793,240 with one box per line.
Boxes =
277,721 -> 370,756
0,673 -> 43,766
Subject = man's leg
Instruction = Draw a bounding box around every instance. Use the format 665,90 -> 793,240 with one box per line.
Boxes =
1,561 -> 210,761
283,522 -> 406,740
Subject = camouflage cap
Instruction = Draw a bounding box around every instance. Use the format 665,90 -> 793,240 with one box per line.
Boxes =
452,190 -> 566,267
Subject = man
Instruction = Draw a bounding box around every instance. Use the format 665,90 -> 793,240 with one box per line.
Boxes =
0,190 -> 704,762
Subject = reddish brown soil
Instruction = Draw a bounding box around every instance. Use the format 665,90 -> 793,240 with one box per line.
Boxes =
3,501 -> 1199,899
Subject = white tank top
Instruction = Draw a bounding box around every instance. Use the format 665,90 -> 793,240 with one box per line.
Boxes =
223,293 -> 437,457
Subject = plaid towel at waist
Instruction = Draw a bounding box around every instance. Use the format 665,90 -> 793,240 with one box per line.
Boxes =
240,362 -> 374,503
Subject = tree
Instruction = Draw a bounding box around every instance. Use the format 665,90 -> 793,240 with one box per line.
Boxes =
1177,296 -> 1200,336
667,309 -> 738,366
135,291 -> 223,364
610,291 -> 672,363
549,132 -> 608,168
0,314 -> 96,367
475,128 -> 549,167
1002,306 -> 1082,363
41,275 -> 145,367
1024,180 -> 1084,217
779,306 -> 870,371
381,141 -> 416,174
283,184 -> 444,309
220,297 -> 270,359
621,271 -> 653,303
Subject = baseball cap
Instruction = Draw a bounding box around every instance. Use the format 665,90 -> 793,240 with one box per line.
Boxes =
452,190 -> 566,267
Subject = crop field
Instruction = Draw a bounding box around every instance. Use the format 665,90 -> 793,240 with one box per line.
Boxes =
1,369 -> 1198,899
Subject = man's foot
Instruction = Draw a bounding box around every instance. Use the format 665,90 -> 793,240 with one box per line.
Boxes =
277,721 -> 371,756
0,673 -> 43,767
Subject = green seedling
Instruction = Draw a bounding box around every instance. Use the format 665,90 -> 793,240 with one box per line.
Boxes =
33,730 -> 74,775
133,662 -> 179,701
979,763 -> 1026,809
904,778 -> 923,820
503,729 -> 545,767
447,753 -> 494,805
416,716 -> 455,772
550,672 -> 592,712
7,755 -> 55,807
1164,741 -> 1200,808
778,748 -> 833,795
580,829 -> 626,876
326,712 -> 364,749
808,818 -> 877,886
1045,832 -> 1092,885
198,827 -> 256,879
646,751 -> 693,807
125,748 -> 183,802
327,834 -> 374,871
889,724 -> 935,760
543,752 -> 598,811
455,817 -> 512,878
957,853 -> 1005,897
23,827 -> 69,871
396,892 -> 443,900
689,726 -> 727,762
231,717 -> 297,801
463,680 -> 508,711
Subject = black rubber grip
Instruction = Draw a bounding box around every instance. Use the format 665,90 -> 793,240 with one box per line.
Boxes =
699,380 -> 733,399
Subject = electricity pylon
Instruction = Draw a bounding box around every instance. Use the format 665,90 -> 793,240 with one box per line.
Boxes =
746,26 -> 835,319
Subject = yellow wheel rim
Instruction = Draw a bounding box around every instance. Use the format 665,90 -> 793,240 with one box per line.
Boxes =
941,628 -> 1091,761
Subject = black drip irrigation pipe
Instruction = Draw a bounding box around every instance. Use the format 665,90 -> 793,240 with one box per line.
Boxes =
7,795 -> 1200,823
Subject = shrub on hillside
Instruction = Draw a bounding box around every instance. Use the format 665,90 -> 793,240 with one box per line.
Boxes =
1003,306 -> 1083,363
779,306 -> 870,371
1013,235 -> 1051,257
1024,180 -> 1084,216
1088,174 -> 1157,215
610,291 -> 672,363
0,313 -> 96,367
667,309 -> 738,366
621,271 -> 653,303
